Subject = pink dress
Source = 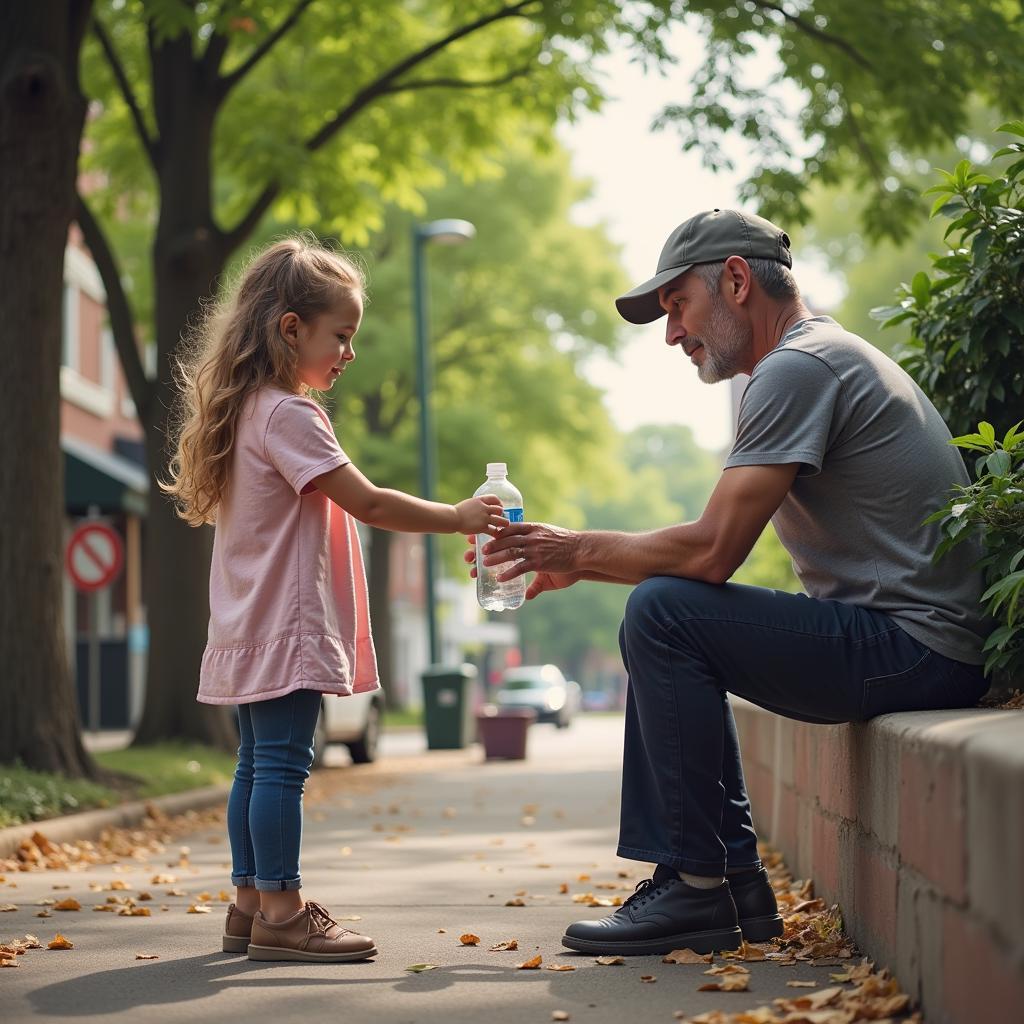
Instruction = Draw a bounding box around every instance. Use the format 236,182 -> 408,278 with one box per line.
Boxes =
197,386 -> 380,705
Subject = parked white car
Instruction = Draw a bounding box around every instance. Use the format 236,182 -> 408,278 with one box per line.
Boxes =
495,663 -> 582,728
313,690 -> 384,767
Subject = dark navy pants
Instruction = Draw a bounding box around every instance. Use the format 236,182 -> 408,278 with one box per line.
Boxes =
617,577 -> 988,876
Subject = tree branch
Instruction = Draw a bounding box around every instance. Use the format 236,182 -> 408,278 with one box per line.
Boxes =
75,194 -> 153,420
751,1 -> 873,72
92,15 -> 159,167
217,0 -> 316,98
201,31 -> 230,83
223,1 -> 540,250
844,101 -> 886,185
375,62 -> 535,97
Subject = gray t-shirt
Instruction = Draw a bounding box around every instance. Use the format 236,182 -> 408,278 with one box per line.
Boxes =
724,316 -> 989,664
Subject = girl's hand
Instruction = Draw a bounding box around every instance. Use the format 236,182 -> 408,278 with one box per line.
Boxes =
455,495 -> 508,536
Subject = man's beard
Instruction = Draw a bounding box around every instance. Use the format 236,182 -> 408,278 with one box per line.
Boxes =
692,294 -> 751,384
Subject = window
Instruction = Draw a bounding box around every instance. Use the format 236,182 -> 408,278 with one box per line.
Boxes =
62,284 -> 80,371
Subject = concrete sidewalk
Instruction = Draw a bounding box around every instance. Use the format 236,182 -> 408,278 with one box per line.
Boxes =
3,718 -> 903,1023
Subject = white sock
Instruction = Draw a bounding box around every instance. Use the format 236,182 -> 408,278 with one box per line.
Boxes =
678,871 -> 725,889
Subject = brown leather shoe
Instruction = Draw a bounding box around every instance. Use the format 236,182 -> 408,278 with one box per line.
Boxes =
248,900 -> 377,962
222,903 -> 255,953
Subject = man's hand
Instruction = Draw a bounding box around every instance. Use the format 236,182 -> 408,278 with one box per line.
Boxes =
481,521 -> 580,582
524,570 -> 581,601
463,528 -> 583,599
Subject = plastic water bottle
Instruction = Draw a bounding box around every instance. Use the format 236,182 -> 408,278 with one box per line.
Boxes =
475,463 -> 527,611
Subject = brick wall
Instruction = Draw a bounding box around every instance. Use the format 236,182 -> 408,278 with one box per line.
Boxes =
732,700 -> 1024,1023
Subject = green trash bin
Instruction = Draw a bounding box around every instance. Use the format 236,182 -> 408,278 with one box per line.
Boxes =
421,663 -> 477,749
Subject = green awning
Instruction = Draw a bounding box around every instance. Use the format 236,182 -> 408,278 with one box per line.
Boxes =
63,436 -> 148,517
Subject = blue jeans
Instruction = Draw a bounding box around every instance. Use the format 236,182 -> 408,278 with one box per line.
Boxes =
227,688 -> 322,891
618,577 -> 988,876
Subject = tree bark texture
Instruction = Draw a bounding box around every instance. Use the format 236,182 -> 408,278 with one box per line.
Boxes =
0,1 -> 97,774
131,38 -> 235,748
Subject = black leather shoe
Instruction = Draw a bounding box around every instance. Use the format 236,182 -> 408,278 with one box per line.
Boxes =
561,869 -> 742,956
727,866 -> 784,942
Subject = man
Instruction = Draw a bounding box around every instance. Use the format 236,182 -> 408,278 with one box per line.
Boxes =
470,208 -> 990,957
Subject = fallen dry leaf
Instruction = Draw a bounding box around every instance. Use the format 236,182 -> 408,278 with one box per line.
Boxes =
545,964 -> 575,971
517,954 -> 543,969
787,979 -> 818,988
698,974 -> 749,992
552,1013 -> 570,1021
0,958 -> 17,968
47,933 -> 74,950
118,906 -> 152,917
640,974 -> 656,983
704,964 -> 750,976
663,948 -> 713,964
505,898 -> 526,907
595,956 -> 625,966
405,963 -> 438,973
489,939 -> 519,951
459,933 -> 480,946
0,904 -> 17,912
135,953 -> 159,960
187,904 -> 211,914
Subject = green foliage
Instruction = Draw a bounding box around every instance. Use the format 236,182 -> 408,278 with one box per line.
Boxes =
926,422 -> 1024,676
792,108 -> 1004,351
871,122 -> 1024,437
0,742 -> 238,826
0,761 -> 116,828
317,136 -> 627,583
732,525 -> 800,592
93,741 -> 237,798
518,424 -> 721,676
659,2 -> 1024,242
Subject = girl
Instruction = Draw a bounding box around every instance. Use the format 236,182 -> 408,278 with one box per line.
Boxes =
162,235 -> 507,963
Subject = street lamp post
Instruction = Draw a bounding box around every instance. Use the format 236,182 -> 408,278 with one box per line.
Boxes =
412,218 -> 476,666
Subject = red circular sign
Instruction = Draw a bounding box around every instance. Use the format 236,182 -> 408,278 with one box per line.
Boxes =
66,522 -> 124,593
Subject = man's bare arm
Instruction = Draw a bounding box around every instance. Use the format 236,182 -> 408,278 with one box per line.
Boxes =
483,463 -> 799,585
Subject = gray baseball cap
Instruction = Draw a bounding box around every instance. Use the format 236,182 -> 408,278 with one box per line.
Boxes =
615,209 -> 793,324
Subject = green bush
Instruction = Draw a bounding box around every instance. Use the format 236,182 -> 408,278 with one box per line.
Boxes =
0,761 -> 116,828
926,422 -> 1024,677
871,121 -> 1024,438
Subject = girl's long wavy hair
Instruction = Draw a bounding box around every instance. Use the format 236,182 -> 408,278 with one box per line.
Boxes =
161,235 -> 364,526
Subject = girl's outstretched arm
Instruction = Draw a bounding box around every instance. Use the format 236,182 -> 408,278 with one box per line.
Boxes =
313,463 -> 507,536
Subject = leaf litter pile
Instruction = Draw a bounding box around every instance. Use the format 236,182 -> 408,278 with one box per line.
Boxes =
394,845 -> 921,1023
0,801 -> 233,969
662,848 -> 922,1023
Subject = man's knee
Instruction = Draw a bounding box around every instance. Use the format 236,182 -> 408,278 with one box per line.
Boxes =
624,576 -> 717,635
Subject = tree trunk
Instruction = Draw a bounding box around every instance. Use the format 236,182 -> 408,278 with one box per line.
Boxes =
0,1 -> 97,774
368,526 -> 403,710
131,38 -> 235,749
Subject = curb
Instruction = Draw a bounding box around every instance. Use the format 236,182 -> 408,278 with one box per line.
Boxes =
0,783 -> 231,861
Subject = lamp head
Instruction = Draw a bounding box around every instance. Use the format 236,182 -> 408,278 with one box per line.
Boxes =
417,219 -> 476,245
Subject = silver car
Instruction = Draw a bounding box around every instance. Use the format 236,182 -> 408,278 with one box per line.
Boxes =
313,690 -> 384,767
495,664 -> 582,729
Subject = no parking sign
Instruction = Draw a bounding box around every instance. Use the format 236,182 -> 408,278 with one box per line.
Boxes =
66,522 -> 124,593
